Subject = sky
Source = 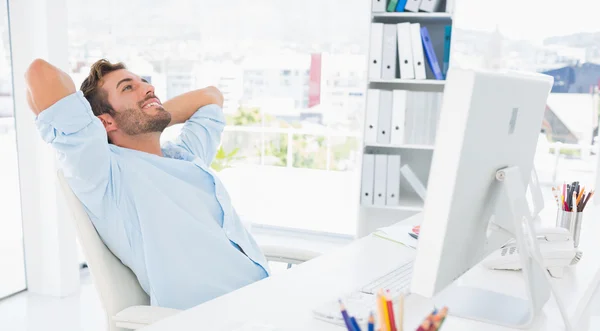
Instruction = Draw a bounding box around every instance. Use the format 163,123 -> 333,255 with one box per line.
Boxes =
455,0 -> 600,42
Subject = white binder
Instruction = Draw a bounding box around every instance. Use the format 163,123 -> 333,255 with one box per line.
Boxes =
374,154 -> 388,206
371,0 -> 387,13
386,155 -> 401,206
377,90 -> 393,144
365,89 -> 380,144
381,24 -> 398,80
410,23 -> 426,80
369,23 -> 384,80
361,154 -> 376,205
404,0 -> 423,12
419,0 -> 441,12
396,23 -> 415,79
391,90 -> 407,145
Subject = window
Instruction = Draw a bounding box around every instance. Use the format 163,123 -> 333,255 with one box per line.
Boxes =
452,0 -> 600,188
0,1 -> 26,298
67,0 -> 369,235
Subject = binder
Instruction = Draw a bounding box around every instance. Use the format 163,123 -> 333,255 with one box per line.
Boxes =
410,23 -> 426,80
391,90 -> 407,145
419,0 -> 441,12
420,26 -> 444,80
377,90 -> 393,144
395,0 -> 408,11
374,154 -> 388,206
372,0 -> 387,12
387,0 -> 399,12
443,25 -> 452,79
369,23 -> 384,80
401,164 -> 427,201
396,23 -> 415,79
404,0 -> 422,12
381,24 -> 398,80
361,154 -> 376,205
365,89 -> 380,144
386,155 -> 401,206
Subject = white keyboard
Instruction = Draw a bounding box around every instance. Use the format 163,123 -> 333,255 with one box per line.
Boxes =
313,260 -> 414,326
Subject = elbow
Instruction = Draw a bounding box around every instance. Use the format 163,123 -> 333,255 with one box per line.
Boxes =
205,86 -> 224,108
25,59 -> 51,84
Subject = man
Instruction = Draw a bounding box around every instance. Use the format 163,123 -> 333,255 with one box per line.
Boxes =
25,59 -> 269,310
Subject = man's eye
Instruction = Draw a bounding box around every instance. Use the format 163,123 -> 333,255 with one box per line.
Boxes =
122,85 -> 132,91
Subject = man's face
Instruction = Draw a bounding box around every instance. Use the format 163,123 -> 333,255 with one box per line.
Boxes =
101,69 -> 171,136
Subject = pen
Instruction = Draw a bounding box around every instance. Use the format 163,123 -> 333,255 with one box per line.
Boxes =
339,300 -> 354,331
367,312 -> 375,331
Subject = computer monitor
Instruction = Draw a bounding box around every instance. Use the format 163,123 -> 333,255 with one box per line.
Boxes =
410,68 -> 554,328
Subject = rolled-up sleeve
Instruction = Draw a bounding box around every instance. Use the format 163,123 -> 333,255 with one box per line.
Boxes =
174,104 -> 225,166
36,91 -> 114,219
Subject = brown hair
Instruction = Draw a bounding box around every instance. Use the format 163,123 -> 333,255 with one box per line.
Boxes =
80,59 -> 126,117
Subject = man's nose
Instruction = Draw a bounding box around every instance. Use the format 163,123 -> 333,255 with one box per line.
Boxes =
143,82 -> 155,96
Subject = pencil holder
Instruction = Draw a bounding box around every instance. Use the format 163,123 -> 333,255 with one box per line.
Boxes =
557,211 -> 583,247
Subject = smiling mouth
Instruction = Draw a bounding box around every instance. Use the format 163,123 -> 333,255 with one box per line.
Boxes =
142,102 -> 161,109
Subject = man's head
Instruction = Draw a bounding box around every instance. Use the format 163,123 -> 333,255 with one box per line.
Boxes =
80,59 -> 171,144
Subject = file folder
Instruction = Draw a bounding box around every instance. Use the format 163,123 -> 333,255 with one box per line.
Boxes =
386,155 -> 401,206
395,0 -> 408,11
396,23 -> 415,79
361,154 -> 376,205
419,0 -> 441,12
410,23 -> 426,80
421,26 -> 444,80
381,24 -> 398,79
404,0 -> 422,12
443,25 -> 452,79
369,23 -> 384,80
391,90 -> 407,145
377,90 -> 393,144
372,0 -> 387,12
374,154 -> 388,206
387,0 -> 399,12
365,89 -> 380,144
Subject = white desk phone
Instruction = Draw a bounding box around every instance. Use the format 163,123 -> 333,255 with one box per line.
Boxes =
482,227 -> 583,278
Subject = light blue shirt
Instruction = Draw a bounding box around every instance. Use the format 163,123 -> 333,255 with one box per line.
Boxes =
36,91 -> 269,310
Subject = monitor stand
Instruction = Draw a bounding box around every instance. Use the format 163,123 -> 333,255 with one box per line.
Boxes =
433,166 -> 572,330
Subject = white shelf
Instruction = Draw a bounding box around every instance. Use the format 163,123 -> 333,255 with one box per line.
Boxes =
370,78 -> 445,85
364,143 -> 434,150
372,12 -> 452,23
362,197 -> 424,212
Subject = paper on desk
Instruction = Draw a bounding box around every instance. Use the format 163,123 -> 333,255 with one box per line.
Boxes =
373,221 -> 418,249
227,323 -> 285,331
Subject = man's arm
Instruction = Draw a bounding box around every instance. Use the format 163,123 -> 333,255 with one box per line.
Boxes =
27,59 -> 116,219
163,86 -> 224,127
165,87 -> 226,166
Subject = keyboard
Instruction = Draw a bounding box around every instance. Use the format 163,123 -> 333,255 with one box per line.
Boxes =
313,260 -> 414,326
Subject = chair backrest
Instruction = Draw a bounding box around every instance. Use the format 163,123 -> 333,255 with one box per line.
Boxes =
57,170 -> 149,325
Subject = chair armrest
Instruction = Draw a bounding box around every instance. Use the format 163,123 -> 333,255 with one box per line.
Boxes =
113,305 -> 181,329
259,244 -> 321,265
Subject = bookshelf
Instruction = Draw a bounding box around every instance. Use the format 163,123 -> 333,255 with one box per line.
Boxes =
357,0 -> 454,237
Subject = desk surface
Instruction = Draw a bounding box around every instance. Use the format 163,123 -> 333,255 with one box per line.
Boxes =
141,207 -> 600,331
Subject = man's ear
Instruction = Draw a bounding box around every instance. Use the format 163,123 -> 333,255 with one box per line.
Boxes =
97,114 -> 117,133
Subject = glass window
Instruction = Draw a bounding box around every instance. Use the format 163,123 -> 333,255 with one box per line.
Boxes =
0,1 -> 26,299
67,0 -> 369,235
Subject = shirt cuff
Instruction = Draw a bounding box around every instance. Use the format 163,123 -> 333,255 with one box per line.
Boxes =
190,104 -> 225,123
35,91 -> 95,142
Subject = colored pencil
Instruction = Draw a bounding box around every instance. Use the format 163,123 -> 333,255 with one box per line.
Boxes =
350,316 -> 362,331
385,294 -> 397,331
396,294 -> 404,331
582,190 -> 594,210
377,290 -> 390,331
576,186 -> 585,205
367,312 -> 375,331
339,300 -> 354,331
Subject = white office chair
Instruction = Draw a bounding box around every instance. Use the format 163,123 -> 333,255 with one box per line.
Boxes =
57,170 -> 320,330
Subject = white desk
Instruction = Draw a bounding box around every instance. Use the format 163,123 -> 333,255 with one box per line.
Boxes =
140,207 -> 600,331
